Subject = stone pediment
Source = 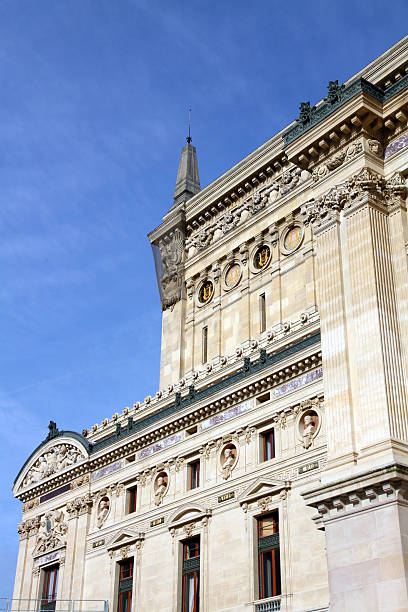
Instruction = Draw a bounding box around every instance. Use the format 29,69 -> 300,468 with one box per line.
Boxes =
14,425 -> 90,496
239,477 -> 291,506
107,528 -> 144,551
167,504 -> 211,530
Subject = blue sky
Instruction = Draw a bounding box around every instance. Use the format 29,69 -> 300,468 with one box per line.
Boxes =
0,0 -> 407,596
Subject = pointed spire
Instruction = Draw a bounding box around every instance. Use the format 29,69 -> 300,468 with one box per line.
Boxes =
172,110 -> 200,207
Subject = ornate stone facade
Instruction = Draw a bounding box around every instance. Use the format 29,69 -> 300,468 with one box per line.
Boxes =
11,36 -> 408,612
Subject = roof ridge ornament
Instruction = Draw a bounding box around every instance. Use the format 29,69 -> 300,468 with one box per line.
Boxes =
46,420 -> 60,441
324,80 -> 346,105
296,101 -> 317,126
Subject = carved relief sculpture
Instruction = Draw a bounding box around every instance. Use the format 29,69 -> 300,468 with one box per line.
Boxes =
35,510 -> 68,555
157,228 -> 185,310
23,444 -> 86,487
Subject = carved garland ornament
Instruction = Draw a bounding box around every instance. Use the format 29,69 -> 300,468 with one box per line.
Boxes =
185,166 -> 311,259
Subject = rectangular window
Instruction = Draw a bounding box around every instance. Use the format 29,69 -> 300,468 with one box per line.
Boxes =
260,293 -> 266,333
202,327 -> 208,364
119,558 -> 133,581
41,565 -> 59,607
188,461 -> 200,490
257,512 -> 281,599
182,536 -> 200,612
117,558 -> 133,612
261,430 -> 275,461
127,486 -> 137,514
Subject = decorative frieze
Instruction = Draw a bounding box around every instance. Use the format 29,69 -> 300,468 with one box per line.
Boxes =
185,166 -> 311,259
201,400 -> 252,430
138,433 -> 182,460
91,461 -> 122,482
385,131 -> 408,158
311,140 -> 363,183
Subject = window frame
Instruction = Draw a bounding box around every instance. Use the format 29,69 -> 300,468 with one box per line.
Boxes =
257,512 -> 281,600
202,326 -> 208,364
127,486 -> 137,514
259,292 -> 266,333
261,429 -> 275,462
188,460 -> 200,490
182,536 -> 200,612
41,565 -> 59,604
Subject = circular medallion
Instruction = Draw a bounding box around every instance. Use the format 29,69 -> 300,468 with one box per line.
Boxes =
198,280 -> 214,304
283,226 -> 302,252
253,245 -> 271,270
224,263 -> 241,288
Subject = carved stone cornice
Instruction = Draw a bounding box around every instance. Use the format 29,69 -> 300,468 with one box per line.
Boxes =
284,74 -> 408,148
184,165 -> 311,260
303,463 -> 408,530
18,335 -> 322,503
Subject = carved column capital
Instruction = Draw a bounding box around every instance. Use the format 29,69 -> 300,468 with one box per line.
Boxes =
301,184 -> 348,233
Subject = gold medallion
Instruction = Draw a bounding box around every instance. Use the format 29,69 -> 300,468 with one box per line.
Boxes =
254,245 -> 271,270
199,281 -> 214,303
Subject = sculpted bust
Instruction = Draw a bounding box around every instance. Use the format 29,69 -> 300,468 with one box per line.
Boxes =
154,475 -> 168,506
302,414 -> 316,448
221,446 -> 236,480
97,498 -> 110,528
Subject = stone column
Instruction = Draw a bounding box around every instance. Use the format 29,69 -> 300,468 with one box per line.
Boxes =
301,186 -> 356,476
342,169 -> 408,464
303,168 -> 408,612
384,173 -> 408,394
60,495 -> 93,602
184,277 -> 196,374
13,517 -> 40,604
210,262 -> 222,362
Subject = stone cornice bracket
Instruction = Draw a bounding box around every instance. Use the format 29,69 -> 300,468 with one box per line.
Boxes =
66,493 -> 93,518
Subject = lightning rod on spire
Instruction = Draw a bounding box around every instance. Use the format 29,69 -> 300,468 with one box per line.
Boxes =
187,108 -> 192,144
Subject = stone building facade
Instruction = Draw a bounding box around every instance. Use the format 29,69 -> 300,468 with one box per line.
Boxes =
11,36 -> 408,612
